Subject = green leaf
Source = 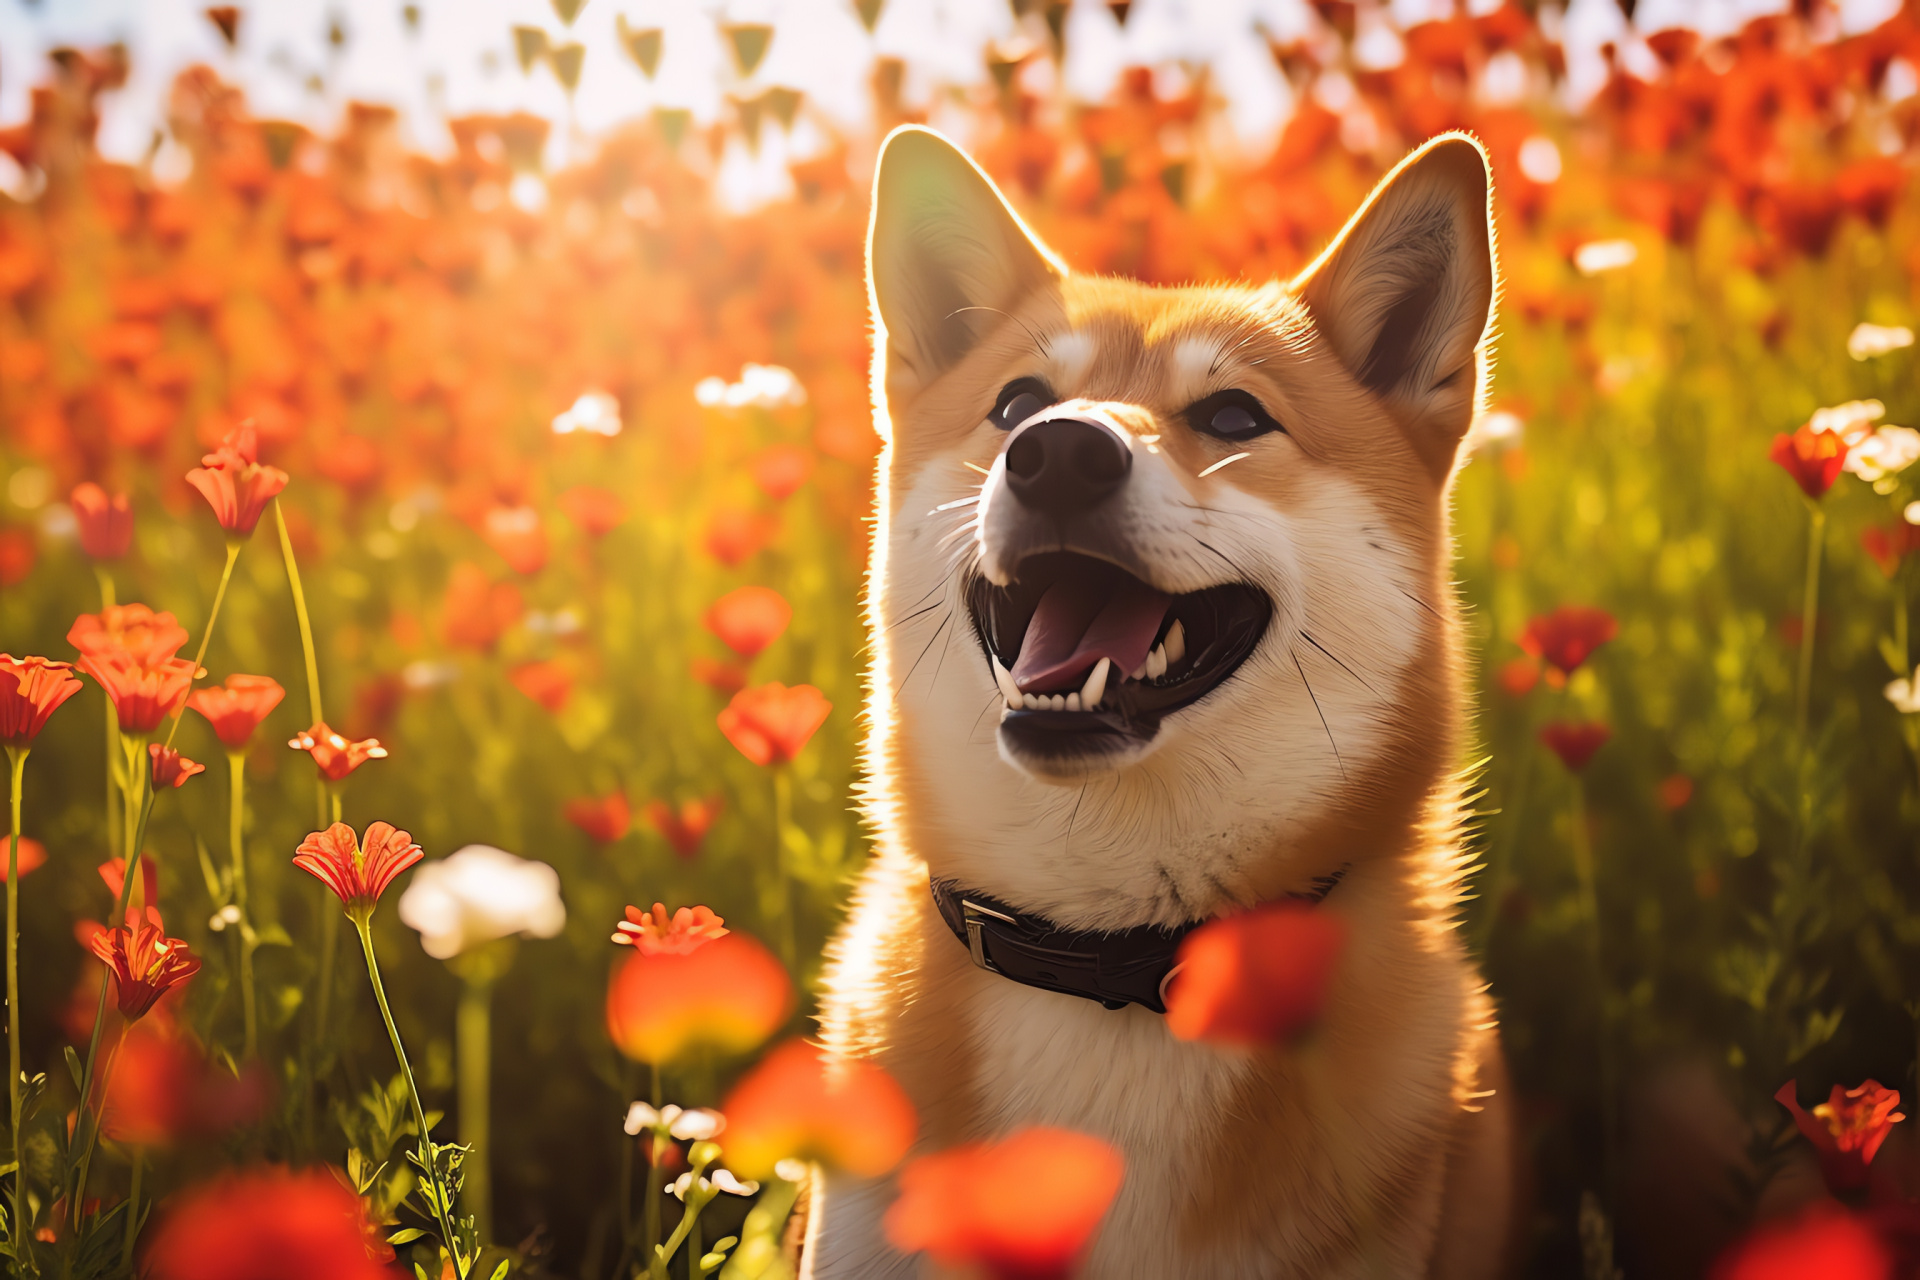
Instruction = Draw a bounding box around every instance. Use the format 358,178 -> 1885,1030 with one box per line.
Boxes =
252,923 -> 293,948
489,1262 -> 511,1280
388,1227 -> 428,1245
64,1045 -> 82,1094
414,1265 -> 433,1280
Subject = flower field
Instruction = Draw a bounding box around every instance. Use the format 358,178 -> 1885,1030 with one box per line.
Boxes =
6,1 -> 1920,1276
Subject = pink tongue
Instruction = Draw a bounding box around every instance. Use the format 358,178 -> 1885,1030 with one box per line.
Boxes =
1010,577 -> 1173,694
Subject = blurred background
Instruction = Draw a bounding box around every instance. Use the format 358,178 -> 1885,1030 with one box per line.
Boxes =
5,0 -> 1920,1276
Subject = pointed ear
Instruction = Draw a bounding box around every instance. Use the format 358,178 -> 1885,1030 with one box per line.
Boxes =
1296,134 -> 1496,458
867,126 -> 1064,395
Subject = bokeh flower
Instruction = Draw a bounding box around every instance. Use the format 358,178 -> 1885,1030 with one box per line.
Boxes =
704,507 -> 778,566
624,1102 -> 724,1141
1776,1079 -> 1906,1195
1519,607 -> 1618,676
751,443 -> 814,501
1886,668 -> 1920,715
885,1127 -> 1125,1280
147,744 -> 205,790
691,656 -> 749,696
720,1038 -> 917,1180
559,485 -> 628,538
184,424 -> 290,537
0,654 -> 84,746
1710,1202 -> 1892,1280
483,503 -> 548,575
67,603 -> 188,668
144,1167 -> 395,1280
397,844 -> 566,960
88,917 -> 202,1020
288,721 -> 388,781
1770,422 -> 1851,499
644,796 -> 722,858
565,791 -> 630,843
1,837 -> 45,880
442,561 -> 524,653
1844,426 -> 1920,485
100,1023 -> 271,1146
187,674 -> 286,748
1164,901 -> 1346,1045
604,907 -> 791,1066
1540,721 -> 1611,772
718,681 -> 831,766
705,585 -> 792,659
69,482 -> 132,560
1848,322 -> 1914,361
292,821 -> 423,920
509,659 -> 572,712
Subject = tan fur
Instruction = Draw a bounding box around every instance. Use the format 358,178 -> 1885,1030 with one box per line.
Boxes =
808,128 -> 1515,1278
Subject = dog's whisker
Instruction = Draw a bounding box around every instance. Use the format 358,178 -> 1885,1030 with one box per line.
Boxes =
891,609 -> 953,704
963,460 -> 991,476
931,495 -> 981,512
1298,630 -> 1380,695
1292,648 -> 1348,783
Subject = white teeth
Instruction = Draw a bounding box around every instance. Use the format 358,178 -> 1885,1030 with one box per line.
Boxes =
1049,694 -> 1066,711
1022,693 -> 1041,710
1065,692 -> 1082,712
1164,620 -> 1185,666
992,656 -> 1022,709
1129,661 -> 1147,681
1146,644 -> 1167,680
1081,658 -> 1110,709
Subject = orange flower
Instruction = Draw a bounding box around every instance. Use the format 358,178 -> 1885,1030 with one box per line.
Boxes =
559,485 -> 628,538
1860,523 -> 1920,578
1496,656 -> 1540,697
1770,422 -> 1849,500
67,603 -> 189,668
292,821 -> 424,919
88,917 -> 202,1020
703,507 -> 778,566
147,744 -> 205,790
509,659 -> 572,712
184,423 -> 290,537
100,1022 -> 271,1146
565,792 -> 631,843
644,796 -> 722,858
1518,606 -> 1618,676
1709,1203 -> 1891,1280
604,915 -> 791,1066
1164,901 -> 1346,1045
718,682 -> 831,767
187,674 -> 286,748
612,902 -> 729,952
751,443 -> 814,501
69,482 -> 132,560
705,586 -> 792,659
74,649 -> 198,736
1,837 -> 45,880
1776,1079 -> 1907,1196
1539,721 -> 1611,772
720,1038 -> 917,1179
288,721 -> 387,781
0,654 -> 84,746
144,1167 -> 396,1280
483,503 -> 548,575
691,656 -> 749,696
885,1127 -> 1125,1280
442,561 -> 524,653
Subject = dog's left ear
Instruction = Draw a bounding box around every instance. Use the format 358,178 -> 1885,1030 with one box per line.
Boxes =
1297,134 -> 1496,463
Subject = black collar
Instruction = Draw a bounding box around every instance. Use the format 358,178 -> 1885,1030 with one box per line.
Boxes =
930,868 -> 1346,1015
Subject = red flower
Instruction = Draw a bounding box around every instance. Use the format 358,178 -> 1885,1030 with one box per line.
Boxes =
292,821 -> 424,919
148,744 -> 205,790
1710,1202 -> 1892,1280
509,659 -> 572,712
88,917 -> 202,1020
483,503 -> 548,575
691,656 -> 749,696
644,796 -> 722,858
1519,606 -> 1618,676
144,1167 -> 396,1280
1776,1079 -> 1907,1196
718,682 -> 831,767
288,721 -> 388,781
0,528 -> 30,587
1861,523 -> 1920,578
100,856 -> 161,925
721,1038 -> 917,1180
442,561 -> 524,653
1771,423 -> 1849,500
703,507 -> 778,566
612,902 -> 728,953
187,674 -> 286,748
751,443 -> 814,501
1497,656 -> 1540,697
559,485 -> 628,538
1540,721 -> 1611,772
73,649 -> 198,736
67,603 -> 188,668
1,837 -> 45,881
184,423 -> 290,537
0,654 -> 85,747
69,482 -> 132,559
885,1127 -> 1125,1280
99,1023 -> 271,1146
605,918 -> 792,1066
1164,901 -> 1346,1045
565,792 -> 631,843
705,586 -> 792,659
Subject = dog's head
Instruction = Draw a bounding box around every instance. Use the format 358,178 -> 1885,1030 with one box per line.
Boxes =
863,127 -> 1496,927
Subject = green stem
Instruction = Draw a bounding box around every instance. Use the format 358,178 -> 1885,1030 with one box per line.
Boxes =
1791,506 -> 1826,759
119,1149 -> 141,1270
93,567 -> 118,867
356,919 -> 467,1280
7,746 -> 29,1274
274,499 -> 326,734
163,539 -> 241,752
228,751 -> 257,1059
456,977 -> 492,1245
317,790 -> 343,1044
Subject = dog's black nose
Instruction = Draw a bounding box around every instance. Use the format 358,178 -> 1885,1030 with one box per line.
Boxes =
1003,416 -> 1131,515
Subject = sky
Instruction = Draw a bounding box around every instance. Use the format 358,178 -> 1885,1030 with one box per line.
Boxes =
0,0 -> 1900,186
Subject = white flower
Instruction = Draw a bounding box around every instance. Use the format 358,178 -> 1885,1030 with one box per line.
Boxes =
622,1103 -> 725,1140
552,390 -> 622,437
397,845 -> 566,960
695,363 -> 807,411
1573,239 -> 1637,276
1887,669 -> 1920,715
773,1158 -> 810,1183
1809,399 -> 1885,445
669,1169 -> 759,1201
1845,425 -> 1920,483
1849,322 -> 1915,361
1465,409 -> 1524,454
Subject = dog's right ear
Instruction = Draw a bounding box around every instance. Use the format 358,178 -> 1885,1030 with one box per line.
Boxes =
868,126 -> 1064,398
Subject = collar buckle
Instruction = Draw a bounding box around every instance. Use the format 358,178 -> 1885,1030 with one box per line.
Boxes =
960,898 -> 1017,972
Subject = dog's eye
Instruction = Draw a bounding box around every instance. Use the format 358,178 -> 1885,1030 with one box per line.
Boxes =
1187,390 -> 1285,442
990,378 -> 1054,431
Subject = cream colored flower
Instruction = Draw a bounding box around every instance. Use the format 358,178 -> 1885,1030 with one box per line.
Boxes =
1809,399 -> 1885,445
1885,669 -> 1920,715
396,844 -> 566,960
1849,322 -> 1915,361
1845,425 -> 1920,483
1573,239 -> 1637,276
622,1102 -> 725,1140
669,1169 -> 759,1200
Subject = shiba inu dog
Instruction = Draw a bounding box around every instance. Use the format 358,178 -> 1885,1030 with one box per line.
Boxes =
807,125 -> 1513,1278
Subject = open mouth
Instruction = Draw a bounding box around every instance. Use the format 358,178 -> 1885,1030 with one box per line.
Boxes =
967,551 -> 1273,759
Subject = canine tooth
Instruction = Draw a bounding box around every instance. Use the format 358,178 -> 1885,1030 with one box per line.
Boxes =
1130,662 -> 1147,681
1065,692 -> 1082,712
1147,645 -> 1167,679
1165,620 -> 1186,665
1082,658 -> 1111,708
992,656 -> 1022,706
1022,693 -> 1041,710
